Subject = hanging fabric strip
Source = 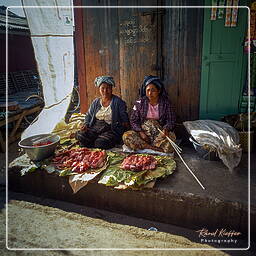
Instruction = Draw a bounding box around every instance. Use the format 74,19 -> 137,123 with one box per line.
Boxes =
21,0 -> 74,139
218,0 -> 225,19
225,0 -> 233,27
211,0 -> 218,20
231,0 -> 239,27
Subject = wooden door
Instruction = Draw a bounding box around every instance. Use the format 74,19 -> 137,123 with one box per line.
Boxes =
200,1 -> 247,120
118,2 -> 162,110
162,2 -> 204,123
78,0 -> 162,112
82,1 -> 121,109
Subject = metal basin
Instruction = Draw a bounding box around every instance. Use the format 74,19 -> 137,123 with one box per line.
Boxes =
18,133 -> 60,161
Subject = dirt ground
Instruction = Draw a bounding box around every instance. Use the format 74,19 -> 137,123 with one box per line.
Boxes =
1,190 -> 254,256
0,194 -> 224,256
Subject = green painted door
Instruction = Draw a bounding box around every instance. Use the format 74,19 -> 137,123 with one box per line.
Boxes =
200,1 -> 247,120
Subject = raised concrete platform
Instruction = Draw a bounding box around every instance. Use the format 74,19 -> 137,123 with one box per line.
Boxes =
8,146 -> 256,238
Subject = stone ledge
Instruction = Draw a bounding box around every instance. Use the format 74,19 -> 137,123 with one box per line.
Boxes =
8,166 -> 253,239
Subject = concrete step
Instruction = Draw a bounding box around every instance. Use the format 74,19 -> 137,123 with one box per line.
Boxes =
8,148 -> 255,239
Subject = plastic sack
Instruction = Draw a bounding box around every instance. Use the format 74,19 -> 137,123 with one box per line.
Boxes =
183,120 -> 242,171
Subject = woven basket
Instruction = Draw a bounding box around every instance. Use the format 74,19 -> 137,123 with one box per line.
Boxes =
239,131 -> 254,152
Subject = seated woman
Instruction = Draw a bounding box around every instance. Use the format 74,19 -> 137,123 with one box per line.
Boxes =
75,76 -> 129,149
123,75 -> 176,153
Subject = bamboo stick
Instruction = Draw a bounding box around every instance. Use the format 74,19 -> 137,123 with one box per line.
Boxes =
157,128 -> 182,153
158,128 -> 205,190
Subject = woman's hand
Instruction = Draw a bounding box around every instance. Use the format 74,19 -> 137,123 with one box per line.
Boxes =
80,123 -> 87,132
161,128 -> 169,138
70,132 -> 76,139
139,131 -> 150,143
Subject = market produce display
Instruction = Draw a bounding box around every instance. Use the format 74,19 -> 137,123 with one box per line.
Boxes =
52,148 -> 107,174
99,152 -> 176,190
121,155 -> 157,171
16,143 -> 176,192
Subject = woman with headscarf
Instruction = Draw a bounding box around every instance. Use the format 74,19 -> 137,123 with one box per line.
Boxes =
123,75 -> 176,153
75,76 -> 129,149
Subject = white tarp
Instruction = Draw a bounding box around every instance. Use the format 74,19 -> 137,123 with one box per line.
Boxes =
21,0 -> 74,139
183,120 -> 242,171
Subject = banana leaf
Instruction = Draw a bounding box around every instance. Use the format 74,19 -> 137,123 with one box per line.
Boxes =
98,167 -> 135,187
20,165 -> 38,176
107,151 -> 126,165
99,153 -> 176,189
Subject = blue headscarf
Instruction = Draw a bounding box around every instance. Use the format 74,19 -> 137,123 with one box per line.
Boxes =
94,76 -> 115,87
139,75 -> 168,98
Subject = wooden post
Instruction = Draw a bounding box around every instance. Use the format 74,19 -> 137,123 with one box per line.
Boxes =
74,1 -> 88,113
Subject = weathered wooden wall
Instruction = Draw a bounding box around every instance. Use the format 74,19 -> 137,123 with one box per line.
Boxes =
75,0 -> 204,122
82,1 -> 121,107
163,0 -> 204,122
74,0 -> 87,113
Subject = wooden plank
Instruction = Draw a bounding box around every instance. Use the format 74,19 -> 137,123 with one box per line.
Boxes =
0,105 -> 42,127
0,113 -> 22,127
163,0 -> 204,122
8,131 -> 22,144
0,105 -> 42,150
74,0 -> 88,113
82,0 -> 121,108
0,105 -> 42,147
118,0 -> 159,111
9,105 -> 42,137
9,111 -> 26,138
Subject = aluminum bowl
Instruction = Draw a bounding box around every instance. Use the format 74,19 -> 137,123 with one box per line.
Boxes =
18,133 -> 60,161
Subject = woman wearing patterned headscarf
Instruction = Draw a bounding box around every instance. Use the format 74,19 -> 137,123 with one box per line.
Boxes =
75,76 -> 129,149
123,75 -> 176,153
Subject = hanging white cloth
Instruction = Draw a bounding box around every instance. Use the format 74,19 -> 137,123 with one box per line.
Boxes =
21,0 -> 74,139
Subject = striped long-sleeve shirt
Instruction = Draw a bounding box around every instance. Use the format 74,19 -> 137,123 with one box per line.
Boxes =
130,96 -> 176,132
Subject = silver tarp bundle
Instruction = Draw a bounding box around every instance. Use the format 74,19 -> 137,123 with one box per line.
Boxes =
183,120 -> 242,171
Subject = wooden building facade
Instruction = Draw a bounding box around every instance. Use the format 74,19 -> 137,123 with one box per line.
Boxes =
74,0 -> 248,123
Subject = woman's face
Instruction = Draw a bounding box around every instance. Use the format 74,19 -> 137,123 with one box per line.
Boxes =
146,83 -> 160,102
99,83 -> 112,99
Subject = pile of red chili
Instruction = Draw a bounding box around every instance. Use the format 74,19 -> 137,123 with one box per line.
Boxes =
52,148 -> 107,173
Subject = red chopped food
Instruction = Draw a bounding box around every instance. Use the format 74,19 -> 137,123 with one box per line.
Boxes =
33,140 -> 53,147
121,155 -> 157,171
52,148 -> 107,173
